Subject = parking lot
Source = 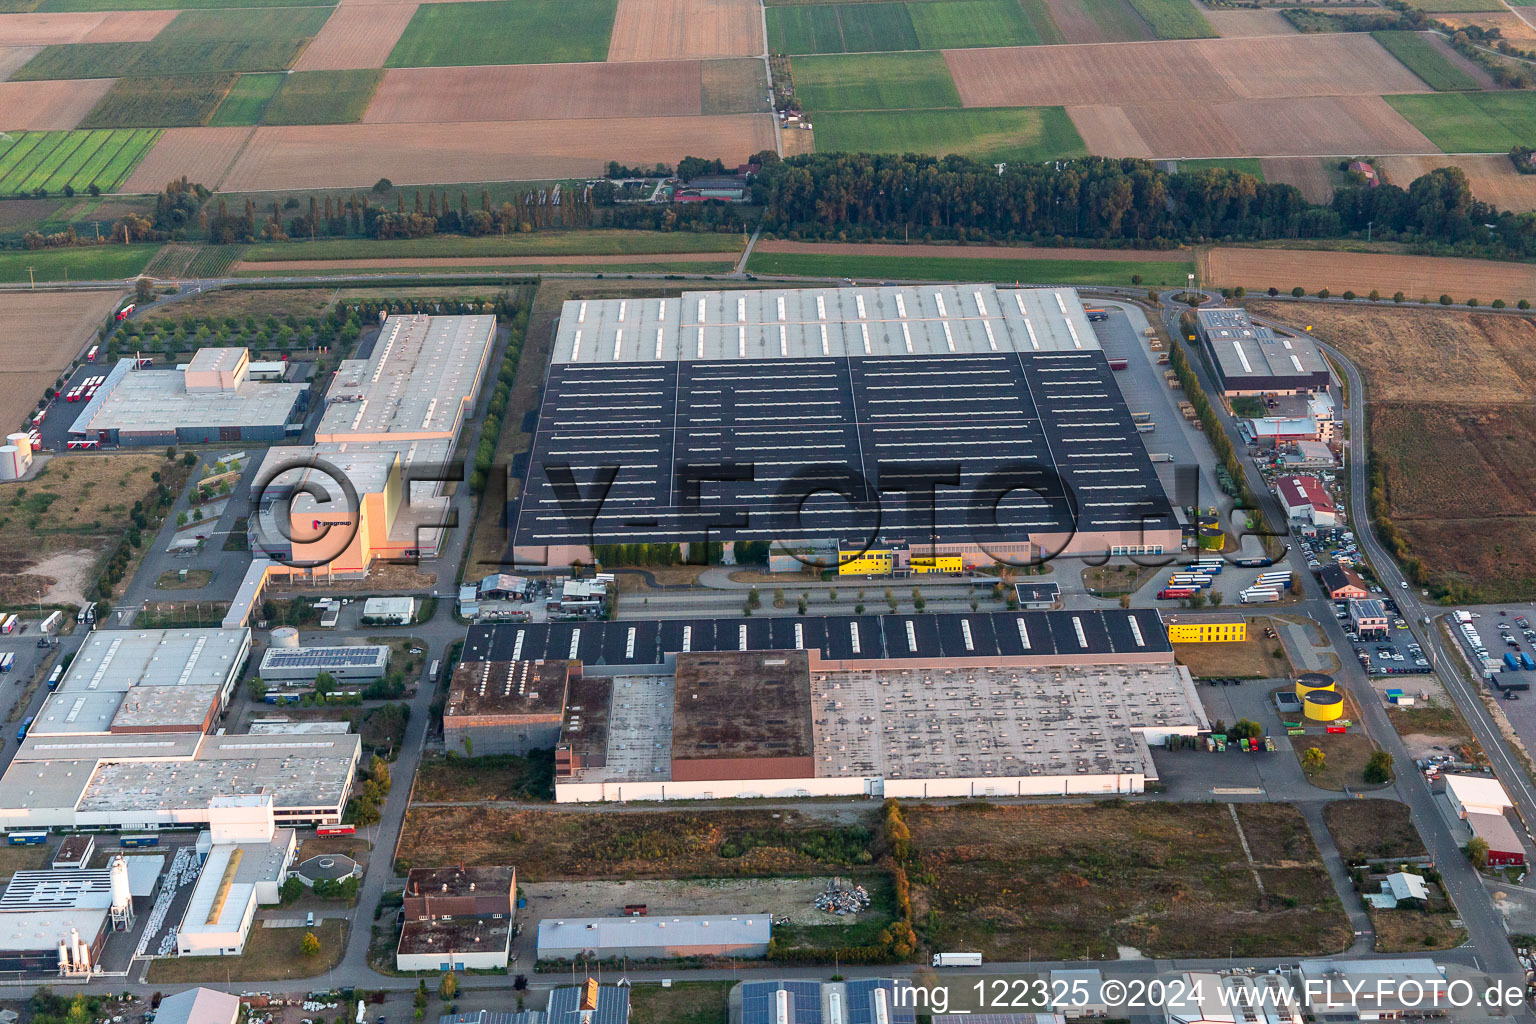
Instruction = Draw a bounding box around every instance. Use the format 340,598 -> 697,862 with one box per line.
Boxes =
1330,595 -> 1427,675
34,361 -> 113,452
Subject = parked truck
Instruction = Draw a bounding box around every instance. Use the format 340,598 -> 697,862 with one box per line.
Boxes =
1240,588 -> 1280,604
1521,652 -> 1535,671
39,610 -> 62,634
1149,452 -> 1173,463
1505,651 -> 1522,671
932,953 -> 984,968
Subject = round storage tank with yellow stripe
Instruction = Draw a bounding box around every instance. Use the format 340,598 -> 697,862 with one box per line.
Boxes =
1304,690 -> 1345,721
1295,673 -> 1336,699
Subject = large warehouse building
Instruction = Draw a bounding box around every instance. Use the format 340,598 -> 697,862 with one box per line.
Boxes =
0,628 -> 361,830
68,348 -> 308,446
461,610 -> 1206,803
1194,308 -> 1331,396
512,285 -> 1179,569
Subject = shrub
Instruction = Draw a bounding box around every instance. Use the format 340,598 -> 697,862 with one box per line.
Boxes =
1291,286 -> 1305,297
1393,291 -> 1405,303
1317,288 -> 1331,299
1439,294 -> 1453,305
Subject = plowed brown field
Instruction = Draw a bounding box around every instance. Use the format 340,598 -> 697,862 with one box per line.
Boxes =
0,46 -> 40,82
0,79 -> 115,130
943,34 -> 1427,107
1261,157 -> 1333,203
607,0 -> 761,60
1067,105 -> 1152,158
756,240 -> 1192,261
1121,95 -> 1434,157
0,10 -> 175,44
1379,155 -> 1536,213
119,125 -> 253,192
221,114 -> 775,189
363,61 -> 703,123
0,291 -> 119,430
292,4 -> 417,71
1206,249 -> 1536,305
1202,7 -> 1295,35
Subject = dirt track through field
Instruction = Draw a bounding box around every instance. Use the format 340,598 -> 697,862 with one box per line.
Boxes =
0,46 -> 40,82
0,291 -> 120,431
0,10 -> 176,45
1204,248 -> 1536,304
220,114 -> 775,189
1378,155 -> 1536,212
293,4 -> 417,70
1067,105 -> 1153,158
1261,157 -> 1333,203
1120,95 -> 1435,157
756,240 -> 1192,261
236,252 -> 734,271
119,125 -> 253,192
607,0 -> 762,60
944,34 -> 1428,107
363,61 -> 704,122
0,79 -> 116,130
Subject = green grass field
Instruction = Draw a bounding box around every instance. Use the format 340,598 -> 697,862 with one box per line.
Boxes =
33,0 -> 332,9
794,51 -> 960,110
0,130 -> 159,195
910,0 -> 1063,46
747,251 -> 1194,286
1371,31 -> 1481,90
1124,0 -> 1214,37
240,230 -> 743,261
767,2 -> 918,53
209,72 -> 285,126
14,8 -> 331,79
811,106 -> 1087,163
80,74 -> 235,128
0,244 -> 158,283
1400,0 -> 1504,10
1073,0 -> 1156,39
1386,91 -> 1536,151
260,69 -> 383,125
386,0 -> 616,66
1178,158 -> 1265,178
233,260 -> 738,277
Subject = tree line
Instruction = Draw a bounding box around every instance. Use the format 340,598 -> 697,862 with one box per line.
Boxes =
751,154 -> 1536,260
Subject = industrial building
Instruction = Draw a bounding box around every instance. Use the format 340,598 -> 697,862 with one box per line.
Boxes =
1164,614 -> 1246,643
0,855 -> 137,975
233,314 -> 496,608
443,659 -> 571,757
441,985 -> 629,1024
258,644 -> 391,682
1194,308 -> 1330,396
513,285 -> 1179,568
1275,475 -> 1335,527
1349,599 -> 1388,639
1294,959 -> 1448,1019
1319,563 -> 1368,600
738,980 -> 916,1024
1164,972 -> 1302,1024
155,989 -> 241,1024
397,865 -> 516,972
67,349 -> 308,446
175,794 -> 297,956
537,914 -> 771,962
1442,775 -> 1525,866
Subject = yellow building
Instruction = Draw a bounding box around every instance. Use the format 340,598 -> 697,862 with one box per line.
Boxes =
911,556 -> 962,574
1164,614 -> 1246,643
838,550 -> 893,576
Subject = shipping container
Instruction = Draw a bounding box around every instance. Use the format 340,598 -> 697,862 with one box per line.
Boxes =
1130,412 -> 1153,424
39,611 -> 62,634
1505,651 -> 1522,670
1107,357 -> 1128,370
1520,652 -> 1534,671
1157,588 -> 1196,600
1136,422 -> 1155,433
7,831 -> 46,845
316,825 -> 355,837
119,834 -> 159,847
1148,452 -> 1173,463
1241,588 -> 1280,604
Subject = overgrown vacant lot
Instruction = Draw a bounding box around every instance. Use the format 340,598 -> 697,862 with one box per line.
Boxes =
1323,799 -> 1426,862
397,806 -> 879,880
905,801 -> 1349,960
1252,302 -> 1536,600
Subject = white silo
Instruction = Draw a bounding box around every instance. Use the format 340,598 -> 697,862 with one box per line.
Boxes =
109,855 -> 133,930
70,928 -> 88,973
57,940 -> 69,975
6,432 -> 31,464
0,446 -> 20,482
270,626 -> 300,648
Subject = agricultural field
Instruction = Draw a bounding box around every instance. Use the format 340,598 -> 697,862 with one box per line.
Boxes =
809,105 -> 1085,163
793,51 -> 960,110
12,6 -> 332,79
0,9 -> 176,44
384,0 -> 618,67
79,73 -> 234,128
1178,157 -> 1265,177
1210,249 -> 1536,302
0,79 -> 116,130
1400,0 -> 1504,10
1260,157 -> 1334,202
606,0 -> 764,61
1376,155 -> 1536,212
363,62 -> 702,123
240,230 -> 742,261
118,125 -> 252,192
906,802 -> 1349,959
768,0 -> 1061,52
0,129 -> 159,195
260,69 -> 382,125
182,244 -> 244,276
1201,7 -> 1295,36
0,243 -> 154,282
0,288 -> 118,426
208,72 -> 283,127
24,0 -> 335,10
1386,91 -> 1536,151
1044,0 -> 1155,42
745,247 -> 1194,286
292,3 -> 417,71
1124,0 -> 1214,37
1370,30 -> 1480,90
1249,301 -> 1536,600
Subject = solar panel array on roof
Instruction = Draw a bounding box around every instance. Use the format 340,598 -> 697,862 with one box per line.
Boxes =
261,648 -> 386,668
741,981 -> 823,1024
846,980 -> 917,1024
545,985 -> 629,1024
513,348 -> 1171,551
462,610 -> 1169,667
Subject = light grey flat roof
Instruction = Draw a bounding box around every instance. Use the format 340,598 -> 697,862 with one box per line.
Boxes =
79,745 -> 357,813
1195,307 -> 1328,384
59,628 -> 250,693
0,760 -> 97,811
110,685 -> 221,731
0,908 -> 109,952
259,646 -> 390,673
552,286 -> 1100,364
537,914 -> 771,952
319,314 -> 496,439
69,359 -> 305,435
16,732 -> 204,762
